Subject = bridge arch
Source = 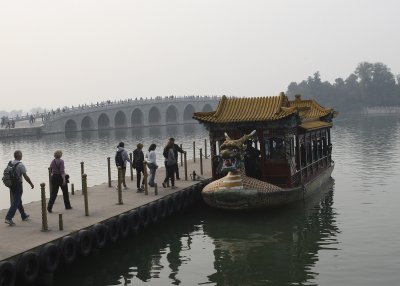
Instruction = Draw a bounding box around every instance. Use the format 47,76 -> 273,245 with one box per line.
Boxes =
65,119 -> 78,132
148,106 -> 161,124
131,108 -> 143,126
98,113 -> 110,129
183,104 -> 196,121
81,116 -> 95,131
114,111 -> 127,128
202,104 -> 213,112
166,105 -> 178,123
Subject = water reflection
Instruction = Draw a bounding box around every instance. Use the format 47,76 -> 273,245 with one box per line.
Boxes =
50,179 -> 337,286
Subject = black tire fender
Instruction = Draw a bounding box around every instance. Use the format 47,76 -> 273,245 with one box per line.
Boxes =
149,202 -> 160,224
39,243 -> 60,273
158,199 -> 168,219
166,196 -> 175,216
128,210 -> 140,233
59,235 -> 77,265
118,214 -> 130,239
16,251 -> 40,284
0,261 -> 16,286
139,206 -> 150,228
91,223 -> 108,249
106,218 -> 120,243
76,229 -> 93,257
173,192 -> 183,213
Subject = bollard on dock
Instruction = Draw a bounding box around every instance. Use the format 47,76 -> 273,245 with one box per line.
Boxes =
204,139 -> 208,159
117,167 -> 123,205
129,153 -> 134,181
193,141 -> 196,162
107,157 -> 112,187
48,167 -> 52,197
200,148 -> 203,175
40,183 -> 48,232
184,152 -> 188,181
80,161 -> 84,175
143,161 -> 148,195
59,214 -> 63,231
82,174 -> 89,216
154,183 -> 158,195
71,183 -> 75,195
180,144 -> 183,167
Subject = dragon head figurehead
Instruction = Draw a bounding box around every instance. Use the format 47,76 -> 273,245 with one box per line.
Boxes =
219,130 -> 256,173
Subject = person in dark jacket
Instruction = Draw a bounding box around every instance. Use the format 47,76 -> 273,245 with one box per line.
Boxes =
133,143 -> 145,192
115,142 -> 133,190
47,150 -> 72,213
165,138 -> 186,180
162,140 -> 177,189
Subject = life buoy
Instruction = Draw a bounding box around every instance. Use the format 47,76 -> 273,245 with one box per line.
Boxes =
91,223 -> 108,249
16,251 -> 39,284
0,261 -> 16,286
118,214 -> 130,239
149,202 -> 160,224
39,243 -> 60,273
59,235 -> 77,265
128,210 -> 140,233
106,218 -> 120,243
138,206 -> 150,228
157,199 -> 168,219
166,196 -> 175,216
76,229 -> 93,257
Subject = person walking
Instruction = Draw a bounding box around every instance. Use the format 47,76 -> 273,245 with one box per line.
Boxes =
4,150 -> 34,226
47,150 -> 72,213
133,143 -> 145,192
115,142 -> 133,190
146,144 -> 158,187
169,138 -> 186,180
162,140 -> 177,189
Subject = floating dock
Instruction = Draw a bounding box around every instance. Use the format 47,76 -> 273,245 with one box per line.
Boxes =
0,158 -> 211,286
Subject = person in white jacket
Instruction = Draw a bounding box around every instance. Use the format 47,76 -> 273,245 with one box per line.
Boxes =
146,144 -> 158,187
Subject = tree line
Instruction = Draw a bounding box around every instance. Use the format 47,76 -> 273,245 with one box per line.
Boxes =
286,62 -> 400,112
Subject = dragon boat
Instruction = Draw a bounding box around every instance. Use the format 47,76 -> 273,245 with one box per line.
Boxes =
193,93 -> 337,210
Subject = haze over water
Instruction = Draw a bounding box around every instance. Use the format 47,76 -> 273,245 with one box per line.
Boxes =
1,114 -> 400,285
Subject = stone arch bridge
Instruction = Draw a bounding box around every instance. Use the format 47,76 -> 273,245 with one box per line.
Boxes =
42,96 -> 219,133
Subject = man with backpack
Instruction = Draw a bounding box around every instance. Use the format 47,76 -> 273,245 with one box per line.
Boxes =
3,150 -> 34,226
115,142 -> 133,190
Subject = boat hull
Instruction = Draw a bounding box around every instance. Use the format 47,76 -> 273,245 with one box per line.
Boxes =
201,164 -> 334,210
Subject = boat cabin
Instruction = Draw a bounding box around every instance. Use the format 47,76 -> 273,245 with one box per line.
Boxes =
193,93 -> 337,188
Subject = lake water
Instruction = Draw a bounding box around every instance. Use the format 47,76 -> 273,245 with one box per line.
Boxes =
1,114 -> 400,285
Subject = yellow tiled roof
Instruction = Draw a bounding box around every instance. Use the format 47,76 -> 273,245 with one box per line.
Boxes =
299,120 -> 332,131
193,94 -> 297,124
289,95 -> 335,119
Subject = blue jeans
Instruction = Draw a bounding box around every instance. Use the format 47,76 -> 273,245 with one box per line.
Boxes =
148,163 -> 157,186
6,183 -> 28,220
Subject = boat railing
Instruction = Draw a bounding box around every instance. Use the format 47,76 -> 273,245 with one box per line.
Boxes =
292,154 -> 332,185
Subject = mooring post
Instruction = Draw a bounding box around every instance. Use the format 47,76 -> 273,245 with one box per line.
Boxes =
107,157 -> 112,187
80,161 -> 84,176
154,183 -> 158,195
200,148 -> 203,175
59,214 -> 63,231
184,152 -> 188,181
48,167 -> 52,197
129,152 -> 134,181
82,174 -> 89,216
204,139 -> 207,159
71,183 -> 75,195
40,183 -> 48,232
180,144 -> 183,167
117,167 -> 123,205
193,141 -> 196,162
143,161 -> 148,195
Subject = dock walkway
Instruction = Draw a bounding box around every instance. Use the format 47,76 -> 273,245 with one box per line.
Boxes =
0,158 -> 211,262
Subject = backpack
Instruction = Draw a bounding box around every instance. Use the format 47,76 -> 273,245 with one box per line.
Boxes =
166,149 -> 176,166
115,150 -> 124,167
2,161 -> 21,188
132,149 -> 142,169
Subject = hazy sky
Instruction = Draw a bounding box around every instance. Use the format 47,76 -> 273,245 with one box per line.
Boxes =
1,0 -> 399,112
